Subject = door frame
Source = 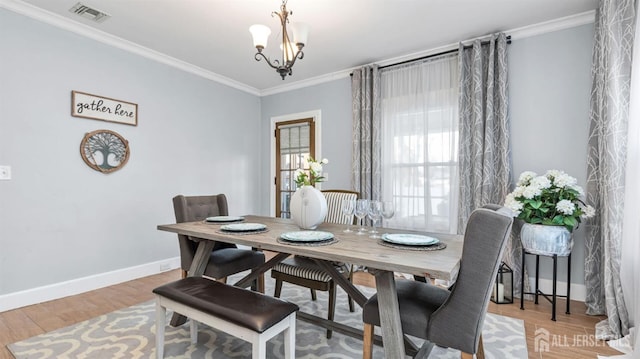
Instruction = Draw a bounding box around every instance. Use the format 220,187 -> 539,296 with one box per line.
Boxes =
270,109 -> 322,216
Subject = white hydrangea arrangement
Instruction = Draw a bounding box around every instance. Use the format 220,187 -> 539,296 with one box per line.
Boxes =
294,156 -> 328,187
504,170 -> 595,232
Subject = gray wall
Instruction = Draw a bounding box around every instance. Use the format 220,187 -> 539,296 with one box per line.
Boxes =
259,80 -> 353,215
509,23 -> 594,285
260,23 -> 595,286
0,9 -> 262,295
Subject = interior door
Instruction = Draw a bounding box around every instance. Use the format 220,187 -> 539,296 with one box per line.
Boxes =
275,118 -> 315,218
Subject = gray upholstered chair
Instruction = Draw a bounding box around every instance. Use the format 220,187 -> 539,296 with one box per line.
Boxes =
362,206 -> 513,359
271,189 -> 359,339
172,194 -> 265,291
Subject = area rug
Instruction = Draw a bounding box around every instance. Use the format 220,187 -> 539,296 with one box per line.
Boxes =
8,273 -> 528,358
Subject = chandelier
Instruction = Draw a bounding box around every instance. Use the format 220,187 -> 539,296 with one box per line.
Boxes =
249,0 -> 309,80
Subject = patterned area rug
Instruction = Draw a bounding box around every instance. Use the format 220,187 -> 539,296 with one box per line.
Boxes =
8,273 -> 528,358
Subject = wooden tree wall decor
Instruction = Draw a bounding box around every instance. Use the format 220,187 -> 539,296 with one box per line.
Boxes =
80,129 -> 130,173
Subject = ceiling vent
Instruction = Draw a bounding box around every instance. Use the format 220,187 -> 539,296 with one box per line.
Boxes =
69,2 -> 110,23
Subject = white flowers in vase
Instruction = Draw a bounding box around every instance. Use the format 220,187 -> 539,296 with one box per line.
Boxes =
504,170 -> 595,232
294,156 -> 328,187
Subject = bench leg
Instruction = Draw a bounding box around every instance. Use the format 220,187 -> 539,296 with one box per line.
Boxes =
253,336 -> 267,359
190,320 -> 198,344
155,300 -> 166,359
284,314 -> 296,359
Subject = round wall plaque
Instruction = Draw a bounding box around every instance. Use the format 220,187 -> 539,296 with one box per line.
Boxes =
80,129 -> 130,173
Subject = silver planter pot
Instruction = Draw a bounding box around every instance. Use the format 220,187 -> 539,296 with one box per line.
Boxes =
520,223 -> 572,257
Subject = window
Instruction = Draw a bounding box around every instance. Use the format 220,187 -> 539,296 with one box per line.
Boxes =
380,54 -> 459,233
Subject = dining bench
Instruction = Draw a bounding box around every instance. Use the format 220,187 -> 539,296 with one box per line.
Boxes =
153,277 -> 299,359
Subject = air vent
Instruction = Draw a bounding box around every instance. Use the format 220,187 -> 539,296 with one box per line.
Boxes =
69,2 -> 110,23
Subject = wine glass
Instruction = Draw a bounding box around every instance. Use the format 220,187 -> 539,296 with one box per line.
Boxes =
368,200 -> 383,238
341,198 -> 356,232
381,201 -> 395,227
354,199 -> 370,235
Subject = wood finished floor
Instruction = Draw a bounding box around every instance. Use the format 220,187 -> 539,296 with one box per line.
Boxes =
0,268 -> 623,359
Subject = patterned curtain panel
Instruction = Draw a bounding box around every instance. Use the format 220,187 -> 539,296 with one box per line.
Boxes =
351,65 -> 381,201
457,33 -> 510,232
584,0 -> 635,341
457,33 -> 520,294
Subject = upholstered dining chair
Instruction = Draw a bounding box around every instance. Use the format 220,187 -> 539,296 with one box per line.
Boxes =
172,194 -> 265,292
271,189 -> 359,339
362,206 -> 513,359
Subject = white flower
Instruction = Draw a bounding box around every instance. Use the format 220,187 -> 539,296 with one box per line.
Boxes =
556,200 -> 575,215
511,185 -> 526,197
310,162 -> 323,173
320,158 -> 329,164
581,204 -> 596,219
522,185 -> 542,199
545,169 -> 564,179
294,169 -> 305,179
530,175 -> 552,189
504,194 -> 523,215
553,173 -> 577,188
517,171 -> 537,186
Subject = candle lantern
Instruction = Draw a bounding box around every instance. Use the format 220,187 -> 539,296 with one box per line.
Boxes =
491,262 -> 513,304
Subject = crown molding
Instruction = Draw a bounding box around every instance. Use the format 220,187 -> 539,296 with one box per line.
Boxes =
260,10 -> 596,96
0,0 -> 261,96
509,10 -> 595,40
2,0 -> 594,97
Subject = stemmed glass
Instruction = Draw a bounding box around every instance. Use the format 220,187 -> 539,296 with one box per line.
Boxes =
368,200 -> 383,238
341,198 -> 356,233
354,199 -> 370,235
381,201 -> 395,227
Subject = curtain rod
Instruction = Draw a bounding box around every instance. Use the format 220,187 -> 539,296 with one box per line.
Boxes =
355,35 -> 512,72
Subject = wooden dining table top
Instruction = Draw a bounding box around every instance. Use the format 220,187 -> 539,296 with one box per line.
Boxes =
157,215 -> 463,281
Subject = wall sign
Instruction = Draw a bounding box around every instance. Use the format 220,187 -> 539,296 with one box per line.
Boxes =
80,129 -> 130,173
71,91 -> 138,126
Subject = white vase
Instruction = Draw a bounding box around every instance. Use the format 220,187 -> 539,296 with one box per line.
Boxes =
290,185 -> 328,230
520,223 -> 572,256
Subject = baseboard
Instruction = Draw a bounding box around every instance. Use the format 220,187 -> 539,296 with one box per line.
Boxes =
526,277 -> 586,302
0,257 -> 181,312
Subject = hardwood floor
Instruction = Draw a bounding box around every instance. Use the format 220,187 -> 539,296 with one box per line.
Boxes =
0,268 -> 623,359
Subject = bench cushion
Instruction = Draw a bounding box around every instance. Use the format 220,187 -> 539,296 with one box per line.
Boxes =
153,277 -> 298,333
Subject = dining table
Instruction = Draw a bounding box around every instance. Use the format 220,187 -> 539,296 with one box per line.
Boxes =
157,215 -> 463,358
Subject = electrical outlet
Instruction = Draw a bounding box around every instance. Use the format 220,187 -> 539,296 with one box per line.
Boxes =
0,166 -> 11,180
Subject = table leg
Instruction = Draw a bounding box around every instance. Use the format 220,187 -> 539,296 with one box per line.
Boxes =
170,240 -> 216,327
566,253 -> 571,314
373,270 -> 407,358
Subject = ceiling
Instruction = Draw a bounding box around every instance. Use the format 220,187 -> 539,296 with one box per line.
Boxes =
6,0 -> 597,94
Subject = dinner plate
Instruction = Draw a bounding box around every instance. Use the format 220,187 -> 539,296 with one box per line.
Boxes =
382,233 -> 439,246
205,216 -> 244,223
220,223 -> 267,232
280,231 -> 334,242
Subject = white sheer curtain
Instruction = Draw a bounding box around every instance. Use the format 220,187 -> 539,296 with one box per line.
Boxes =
380,54 -> 459,233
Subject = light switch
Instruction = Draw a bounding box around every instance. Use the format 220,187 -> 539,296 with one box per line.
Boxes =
0,166 -> 11,180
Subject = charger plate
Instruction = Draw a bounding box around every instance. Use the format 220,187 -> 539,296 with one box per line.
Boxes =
378,239 -> 447,251
277,237 -> 339,246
